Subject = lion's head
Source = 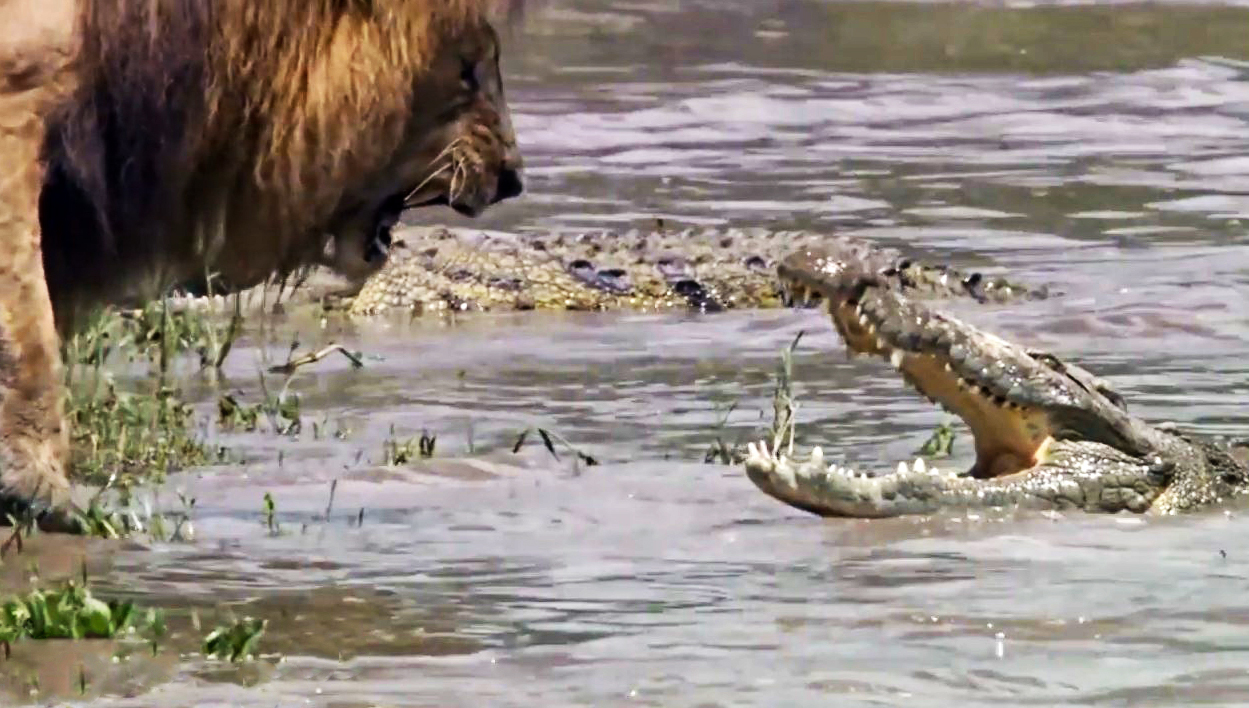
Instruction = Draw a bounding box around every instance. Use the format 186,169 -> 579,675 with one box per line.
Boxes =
318,14 -> 525,283
38,0 -> 525,324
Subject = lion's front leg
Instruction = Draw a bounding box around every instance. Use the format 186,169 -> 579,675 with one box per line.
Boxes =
0,93 -> 79,534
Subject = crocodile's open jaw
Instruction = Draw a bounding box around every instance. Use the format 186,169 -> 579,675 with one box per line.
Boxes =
743,244 -> 1248,518
781,276 -> 1056,481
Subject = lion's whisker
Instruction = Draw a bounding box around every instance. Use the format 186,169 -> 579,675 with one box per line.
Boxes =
428,137 -> 463,166
401,137 -> 466,206
403,163 -> 452,206
449,156 -> 468,203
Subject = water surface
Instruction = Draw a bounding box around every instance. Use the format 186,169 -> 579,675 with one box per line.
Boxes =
9,1 -> 1249,705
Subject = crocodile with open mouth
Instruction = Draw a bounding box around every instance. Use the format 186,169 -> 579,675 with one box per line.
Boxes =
743,246 -> 1249,517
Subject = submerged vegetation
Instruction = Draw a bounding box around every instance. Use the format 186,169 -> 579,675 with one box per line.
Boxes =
1,566 -> 269,702
56,291 -> 362,498
701,332 -> 805,466
0,572 -> 159,649
66,384 -> 214,489
60,300 -> 242,491
202,617 -> 268,663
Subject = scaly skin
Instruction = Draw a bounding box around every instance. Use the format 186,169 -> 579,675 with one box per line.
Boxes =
345,226 -> 1049,316
744,246 -> 1249,518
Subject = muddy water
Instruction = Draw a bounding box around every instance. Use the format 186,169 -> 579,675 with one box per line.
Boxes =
11,0 -> 1249,705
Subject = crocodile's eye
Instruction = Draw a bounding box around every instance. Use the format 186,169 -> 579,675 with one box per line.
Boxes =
673,279 -> 704,297
1148,456 -> 1174,476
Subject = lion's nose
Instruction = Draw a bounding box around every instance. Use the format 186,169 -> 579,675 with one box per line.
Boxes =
494,166 -> 524,202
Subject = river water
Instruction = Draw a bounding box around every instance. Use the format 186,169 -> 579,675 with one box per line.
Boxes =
9,0 -> 1249,705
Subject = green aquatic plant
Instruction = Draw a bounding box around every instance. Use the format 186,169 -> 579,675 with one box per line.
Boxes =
766,331 -> 803,458
382,425 -> 438,464
59,302 -> 228,492
0,569 -> 163,652
703,333 -> 958,469
64,295 -> 242,373
66,383 -> 213,489
702,399 -> 744,465
71,485 -> 197,542
916,421 -> 957,458
262,492 -> 282,537
202,617 -> 267,663
703,332 -> 804,466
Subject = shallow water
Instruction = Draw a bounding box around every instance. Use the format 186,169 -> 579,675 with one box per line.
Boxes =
11,0 -> 1249,705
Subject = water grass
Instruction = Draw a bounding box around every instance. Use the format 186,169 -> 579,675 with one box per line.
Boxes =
703,331 -> 804,465
60,299 -> 244,491
0,566 -> 165,654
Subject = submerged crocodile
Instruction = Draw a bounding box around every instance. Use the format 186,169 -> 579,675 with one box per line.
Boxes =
744,246 -> 1249,517
342,225 -> 1049,316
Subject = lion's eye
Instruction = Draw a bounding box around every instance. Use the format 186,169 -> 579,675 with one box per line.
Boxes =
460,58 -> 479,92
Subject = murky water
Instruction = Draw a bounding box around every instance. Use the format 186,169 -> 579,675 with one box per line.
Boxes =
11,1 -> 1249,704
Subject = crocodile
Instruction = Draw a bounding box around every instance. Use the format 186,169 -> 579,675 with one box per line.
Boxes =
342,225 -> 1049,316
743,246 -> 1249,518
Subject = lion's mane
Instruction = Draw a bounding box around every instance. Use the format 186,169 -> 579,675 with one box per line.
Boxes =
39,0 -> 502,326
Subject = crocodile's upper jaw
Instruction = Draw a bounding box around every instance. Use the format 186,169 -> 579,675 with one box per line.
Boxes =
782,277 -> 1073,483
828,295 -> 1060,480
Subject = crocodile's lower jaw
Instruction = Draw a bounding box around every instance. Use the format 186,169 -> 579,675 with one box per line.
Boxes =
742,434 -> 1066,518
745,431 -> 1186,518
743,440 -> 962,518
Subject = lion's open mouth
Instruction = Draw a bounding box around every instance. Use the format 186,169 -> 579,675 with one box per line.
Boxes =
367,195 -> 407,264
369,181 -> 478,262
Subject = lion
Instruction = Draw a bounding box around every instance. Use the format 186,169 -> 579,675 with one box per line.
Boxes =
0,0 -> 524,531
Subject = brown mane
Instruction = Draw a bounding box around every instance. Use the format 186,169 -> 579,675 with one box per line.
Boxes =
39,0 -> 503,325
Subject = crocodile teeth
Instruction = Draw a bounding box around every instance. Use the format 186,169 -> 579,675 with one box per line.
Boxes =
749,440 -> 773,463
897,461 -> 908,476
859,313 -> 870,326
912,458 -> 927,474
811,446 -> 824,467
